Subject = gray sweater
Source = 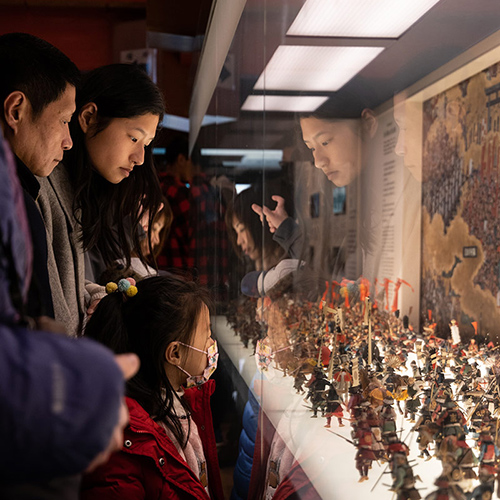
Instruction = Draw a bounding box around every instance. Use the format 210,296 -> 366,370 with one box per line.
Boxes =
36,164 -> 85,336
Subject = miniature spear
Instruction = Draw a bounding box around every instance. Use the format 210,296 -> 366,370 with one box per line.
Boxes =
383,278 -> 393,311
391,278 -> 414,313
365,296 -> 372,366
325,428 -> 354,445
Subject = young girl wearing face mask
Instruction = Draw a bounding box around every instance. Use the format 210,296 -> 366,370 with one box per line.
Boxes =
81,275 -> 223,499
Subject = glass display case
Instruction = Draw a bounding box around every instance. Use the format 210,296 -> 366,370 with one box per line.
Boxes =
193,1 -> 500,498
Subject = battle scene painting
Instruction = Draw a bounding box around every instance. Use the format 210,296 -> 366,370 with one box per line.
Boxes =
421,61 -> 500,342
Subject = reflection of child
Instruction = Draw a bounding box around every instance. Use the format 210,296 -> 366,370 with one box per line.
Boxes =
82,276 -> 223,499
101,199 -> 173,283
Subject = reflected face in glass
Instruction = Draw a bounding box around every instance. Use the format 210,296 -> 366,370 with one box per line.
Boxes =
85,113 -> 159,184
300,117 -> 361,187
232,215 -> 260,262
393,98 -> 421,182
140,214 -> 166,256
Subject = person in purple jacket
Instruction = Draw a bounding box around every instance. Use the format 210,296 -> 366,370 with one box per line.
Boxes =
0,33 -> 139,500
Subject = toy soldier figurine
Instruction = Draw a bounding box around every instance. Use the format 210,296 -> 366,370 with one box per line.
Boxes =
434,400 -> 467,440
333,364 -> 353,401
414,392 -> 436,460
424,476 -> 467,500
405,377 -> 421,422
450,319 -> 461,347
324,385 -> 344,428
305,367 -> 331,418
380,396 -> 397,443
389,452 -> 421,500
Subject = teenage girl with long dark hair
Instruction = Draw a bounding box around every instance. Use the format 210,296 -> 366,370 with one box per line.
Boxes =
37,63 -> 164,335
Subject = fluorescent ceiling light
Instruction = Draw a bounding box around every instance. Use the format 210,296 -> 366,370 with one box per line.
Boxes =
202,148 -> 283,170
241,95 -> 328,112
160,114 -> 235,132
254,45 -> 384,92
287,0 -> 441,38
201,115 -> 236,126
201,148 -> 283,159
236,183 -> 251,194
161,114 -> 190,132
222,160 -> 281,170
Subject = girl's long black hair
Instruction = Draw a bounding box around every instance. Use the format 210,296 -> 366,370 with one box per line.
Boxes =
65,63 -> 164,270
84,275 -> 209,448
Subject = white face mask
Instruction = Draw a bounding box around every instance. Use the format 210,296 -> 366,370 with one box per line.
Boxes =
176,340 -> 219,388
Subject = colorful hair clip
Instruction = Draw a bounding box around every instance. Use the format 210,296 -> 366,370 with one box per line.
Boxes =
106,278 -> 138,297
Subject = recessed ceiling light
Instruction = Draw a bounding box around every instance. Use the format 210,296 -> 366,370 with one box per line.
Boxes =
201,148 -> 283,159
253,45 -> 384,92
287,0 -> 441,38
241,95 -> 328,112
160,114 -> 235,132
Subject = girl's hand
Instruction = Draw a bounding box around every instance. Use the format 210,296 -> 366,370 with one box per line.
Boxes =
251,195 -> 288,233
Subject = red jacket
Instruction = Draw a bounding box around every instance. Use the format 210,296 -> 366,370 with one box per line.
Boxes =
81,380 -> 224,500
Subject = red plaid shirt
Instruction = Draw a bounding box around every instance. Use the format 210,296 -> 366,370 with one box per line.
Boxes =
189,174 -> 229,299
158,173 -> 193,270
157,173 -> 229,300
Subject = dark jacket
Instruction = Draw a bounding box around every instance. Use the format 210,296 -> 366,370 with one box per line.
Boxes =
15,158 -> 55,319
81,380 -> 225,500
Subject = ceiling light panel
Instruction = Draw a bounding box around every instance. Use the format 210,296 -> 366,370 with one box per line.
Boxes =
241,95 -> 328,112
287,0 -> 441,38
253,45 -> 384,92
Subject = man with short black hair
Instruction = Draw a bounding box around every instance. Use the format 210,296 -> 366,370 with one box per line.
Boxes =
0,32 -> 78,323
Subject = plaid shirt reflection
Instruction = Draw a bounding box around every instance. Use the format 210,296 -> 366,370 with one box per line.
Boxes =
158,173 -> 194,270
189,174 -> 229,299
158,172 -> 229,300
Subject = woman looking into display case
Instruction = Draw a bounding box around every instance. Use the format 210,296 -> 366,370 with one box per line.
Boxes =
252,107 -> 381,282
299,108 -> 378,188
37,63 -> 164,335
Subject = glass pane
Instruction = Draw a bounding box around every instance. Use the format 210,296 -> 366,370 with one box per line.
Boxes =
195,1 -> 500,498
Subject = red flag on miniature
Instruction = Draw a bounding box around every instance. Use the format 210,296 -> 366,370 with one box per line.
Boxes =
472,321 -> 478,335
319,281 -> 329,310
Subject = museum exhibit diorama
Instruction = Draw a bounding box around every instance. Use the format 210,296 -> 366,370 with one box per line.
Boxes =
190,0 -> 500,498
4,0 -> 500,497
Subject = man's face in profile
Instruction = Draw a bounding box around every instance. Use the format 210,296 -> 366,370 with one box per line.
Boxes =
11,83 -> 75,177
394,95 -> 422,182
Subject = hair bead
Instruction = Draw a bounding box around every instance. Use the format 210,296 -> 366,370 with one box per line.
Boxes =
118,278 -> 131,292
106,282 -> 118,294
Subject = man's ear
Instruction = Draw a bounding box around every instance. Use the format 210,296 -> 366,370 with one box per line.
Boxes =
3,91 -> 29,133
78,102 -> 98,134
165,342 -> 182,366
361,108 -> 378,139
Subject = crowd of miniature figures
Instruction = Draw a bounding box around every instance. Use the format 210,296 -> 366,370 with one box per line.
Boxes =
229,278 -> 500,500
